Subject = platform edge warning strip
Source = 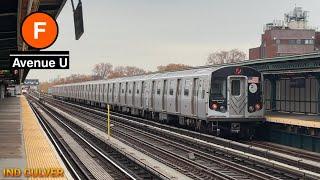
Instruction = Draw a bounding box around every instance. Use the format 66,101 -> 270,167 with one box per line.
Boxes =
20,96 -> 66,180
266,115 -> 320,128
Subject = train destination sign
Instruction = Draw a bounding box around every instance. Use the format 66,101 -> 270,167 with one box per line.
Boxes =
10,51 -> 69,69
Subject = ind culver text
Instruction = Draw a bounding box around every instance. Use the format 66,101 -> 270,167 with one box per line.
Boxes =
2,168 -> 64,178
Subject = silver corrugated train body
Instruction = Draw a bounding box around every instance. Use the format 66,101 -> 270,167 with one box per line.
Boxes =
50,66 -> 264,137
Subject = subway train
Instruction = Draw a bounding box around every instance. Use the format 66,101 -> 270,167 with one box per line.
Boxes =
50,66 -> 265,137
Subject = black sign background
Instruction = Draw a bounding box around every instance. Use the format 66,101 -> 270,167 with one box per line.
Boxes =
10,51 -> 69,69
74,2 -> 84,40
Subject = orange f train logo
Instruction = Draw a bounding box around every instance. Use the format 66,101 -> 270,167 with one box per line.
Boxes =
21,12 -> 59,49
10,11 -> 69,69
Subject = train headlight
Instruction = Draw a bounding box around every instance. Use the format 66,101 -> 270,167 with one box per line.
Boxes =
220,105 -> 225,112
255,103 -> 261,110
249,106 -> 254,112
212,103 -> 218,110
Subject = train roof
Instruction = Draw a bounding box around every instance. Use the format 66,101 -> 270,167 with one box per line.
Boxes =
51,66 -> 233,88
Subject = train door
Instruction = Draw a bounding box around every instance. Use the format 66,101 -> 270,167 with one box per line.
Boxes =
118,83 -> 121,103
107,84 -> 110,103
89,85 -> 91,100
92,85 -> 95,101
91,85 -> 93,101
133,82 -> 136,107
163,80 -> 167,111
112,83 -> 115,103
97,84 -> 99,102
84,85 -> 87,100
98,84 -> 101,102
192,78 -> 199,116
100,85 -> 102,102
95,84 -> 98,102
176,79 -> 182,113
102,84 -> 105,103
88,85 -> 91,100
100,84 -> 103,102
104,84 -> 107,103
141,81 -> 144,107
151,81 -> 155,109
125,82 -> 128,105
228,76 -> 247,117
114,83 -> 117,103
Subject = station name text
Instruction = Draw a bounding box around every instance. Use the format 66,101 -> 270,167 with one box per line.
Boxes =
9,51 -> 69,69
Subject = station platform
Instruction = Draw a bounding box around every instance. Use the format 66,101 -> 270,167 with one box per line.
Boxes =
0,96 -> 69,179
266,112 -> 320,128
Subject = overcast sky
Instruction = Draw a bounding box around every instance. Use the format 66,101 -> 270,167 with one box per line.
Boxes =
28,0 -> 320,82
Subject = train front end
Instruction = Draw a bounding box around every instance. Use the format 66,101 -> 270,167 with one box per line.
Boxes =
208,66 -> 264,137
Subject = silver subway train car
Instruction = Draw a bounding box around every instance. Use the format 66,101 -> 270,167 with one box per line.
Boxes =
50,66 -> 264,137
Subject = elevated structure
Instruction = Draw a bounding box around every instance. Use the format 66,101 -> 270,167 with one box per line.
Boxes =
233,52 -> 320,115
235,53 -> 320,151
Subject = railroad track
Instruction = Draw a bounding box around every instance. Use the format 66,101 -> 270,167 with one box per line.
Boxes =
29,101 -> 91,180
27,95 -> 162,180
39,94 -> 320,179
42,93 -> 320,175
244,140 -> 320,163
52,100 -> 272,180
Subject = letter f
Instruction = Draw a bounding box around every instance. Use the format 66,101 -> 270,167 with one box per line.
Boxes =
34,22 -> 46,39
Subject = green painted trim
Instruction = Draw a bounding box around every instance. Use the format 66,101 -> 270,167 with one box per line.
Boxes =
249,58 -> 320,72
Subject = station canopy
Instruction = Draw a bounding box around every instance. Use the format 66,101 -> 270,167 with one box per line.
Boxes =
0,0 -> 66,84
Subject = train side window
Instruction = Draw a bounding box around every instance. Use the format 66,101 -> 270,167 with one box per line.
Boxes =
231,80 -> 240,96
184,89 -> 189,96
169,89 -> 173,95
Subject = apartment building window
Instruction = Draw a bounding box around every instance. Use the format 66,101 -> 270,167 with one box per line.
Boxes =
304,39 -> 314,45
286,39 -> 314,45
288,39 -> 296,44
276,39 -> 281,44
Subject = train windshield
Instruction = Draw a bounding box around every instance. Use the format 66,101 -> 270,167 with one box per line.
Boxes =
210,78 -> 226,100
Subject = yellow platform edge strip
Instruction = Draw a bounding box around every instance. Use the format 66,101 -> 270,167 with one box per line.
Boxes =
21,96 -> 66,180
266,116 -> 320,128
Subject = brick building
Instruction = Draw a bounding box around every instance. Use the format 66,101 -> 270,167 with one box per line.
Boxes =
316,31 -> 320,50
249,7 -> 320,60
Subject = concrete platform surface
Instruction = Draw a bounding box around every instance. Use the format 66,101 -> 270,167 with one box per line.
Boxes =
0,97 -> 26,179
0,96 -> 70,179
266,111 -> 320,128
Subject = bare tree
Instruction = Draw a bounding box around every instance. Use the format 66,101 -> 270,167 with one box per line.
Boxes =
157,63 -> 190,72
109,66 -> 126,79
207,49 -> 246,65
124,66 -> 146,76
109,66 -> 146,79
92,63 -> 113,80
40,74 -> 94,93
